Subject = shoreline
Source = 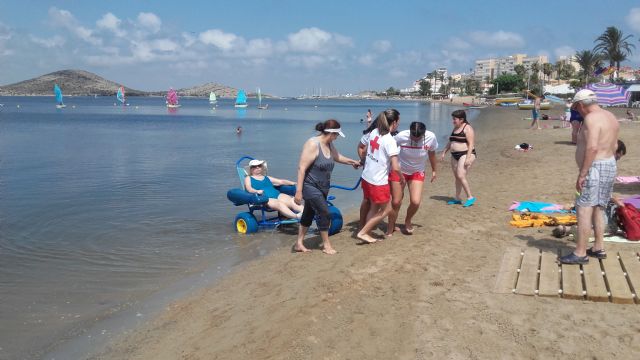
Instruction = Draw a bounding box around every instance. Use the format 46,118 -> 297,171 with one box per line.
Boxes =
67,106 -> 640,358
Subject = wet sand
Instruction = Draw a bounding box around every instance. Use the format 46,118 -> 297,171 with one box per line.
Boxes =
95,106 -> 640,359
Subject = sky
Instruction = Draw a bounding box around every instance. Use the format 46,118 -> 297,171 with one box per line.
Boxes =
1,0 -> 640,96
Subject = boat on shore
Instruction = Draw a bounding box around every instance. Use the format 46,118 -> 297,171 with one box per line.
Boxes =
517,101 -> 552,110
494,97 -> 522,106
235,90 -> 248,108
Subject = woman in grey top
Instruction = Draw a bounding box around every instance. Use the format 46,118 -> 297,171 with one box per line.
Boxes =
294,119 -> 361,254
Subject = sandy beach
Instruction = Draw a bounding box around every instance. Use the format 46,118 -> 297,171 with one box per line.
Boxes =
95,106 -> 640,359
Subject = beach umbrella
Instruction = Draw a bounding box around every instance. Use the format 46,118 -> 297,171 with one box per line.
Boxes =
585,82 -> 630,106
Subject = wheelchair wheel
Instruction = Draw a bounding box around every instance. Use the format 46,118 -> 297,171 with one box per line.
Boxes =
235,212 -> 258,234
328,205 -> 343,236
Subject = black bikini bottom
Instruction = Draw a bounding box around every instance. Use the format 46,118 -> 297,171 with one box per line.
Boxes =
451,149 -> 477,161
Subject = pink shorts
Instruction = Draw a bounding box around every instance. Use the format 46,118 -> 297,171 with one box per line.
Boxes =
389,171 -> 425,182
361,179 -> 390,204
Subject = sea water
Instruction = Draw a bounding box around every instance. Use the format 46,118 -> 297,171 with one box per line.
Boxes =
0,96 -> 475,359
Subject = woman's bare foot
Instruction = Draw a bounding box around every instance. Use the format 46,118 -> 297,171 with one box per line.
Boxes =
322,247 -> 337,255
385,226 -> 401,237
404,223 -> 414,235
356,232 -> 377,244
293,243 -> 311,253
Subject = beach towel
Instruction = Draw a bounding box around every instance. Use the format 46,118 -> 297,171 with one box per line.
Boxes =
588,234 -> 640,244
616,176 -> 640,184
623,195 -> 640,209
510,213 -> 577,228
509,201 -> 566,213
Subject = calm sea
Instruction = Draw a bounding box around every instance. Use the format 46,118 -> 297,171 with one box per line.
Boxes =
0,96 -> 475,359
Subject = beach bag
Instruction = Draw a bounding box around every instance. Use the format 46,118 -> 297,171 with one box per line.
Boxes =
616,203 -> 640,241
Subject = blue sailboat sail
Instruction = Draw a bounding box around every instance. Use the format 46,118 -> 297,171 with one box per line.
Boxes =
235,90 -> 247,106
54,84 -> 64,105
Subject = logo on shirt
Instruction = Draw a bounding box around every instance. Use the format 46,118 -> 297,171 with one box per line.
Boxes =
369,136 -> 380,153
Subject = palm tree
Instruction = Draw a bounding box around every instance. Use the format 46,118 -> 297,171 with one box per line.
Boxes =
593,26 -> 635,77
574,50 -> 603,85
542,63 -> 553,83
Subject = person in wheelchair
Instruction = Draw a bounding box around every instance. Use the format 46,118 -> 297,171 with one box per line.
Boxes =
244,159 -> 303,219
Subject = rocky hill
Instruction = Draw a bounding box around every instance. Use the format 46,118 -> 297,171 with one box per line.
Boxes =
0,69 -> 147,96
0,70 -> 240,97
177,82 -> 238,98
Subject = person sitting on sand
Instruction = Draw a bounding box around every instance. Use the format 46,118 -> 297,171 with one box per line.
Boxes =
294,119 -> 361,254
357,109 -> 401,243
244,159 -> 303,220
441,109 -> 476,207
627,110 -> 635,121
387,121 -> 438,235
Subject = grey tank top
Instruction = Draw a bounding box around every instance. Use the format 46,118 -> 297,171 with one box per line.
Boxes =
303,139 -> 335,198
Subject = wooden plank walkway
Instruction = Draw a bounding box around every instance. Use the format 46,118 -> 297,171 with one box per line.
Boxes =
495,247 -> 640,304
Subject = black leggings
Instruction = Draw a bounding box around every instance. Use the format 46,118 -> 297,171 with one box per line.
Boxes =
300,195 -> 330,232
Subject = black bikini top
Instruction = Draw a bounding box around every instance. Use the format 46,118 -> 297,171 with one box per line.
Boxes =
449,124 -> 468,143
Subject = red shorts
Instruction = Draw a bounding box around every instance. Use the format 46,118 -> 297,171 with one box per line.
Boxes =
361,179 -> 390,204
388,171 -> 425,182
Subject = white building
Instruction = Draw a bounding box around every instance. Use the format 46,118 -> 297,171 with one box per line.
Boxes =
474,54 -> 548,82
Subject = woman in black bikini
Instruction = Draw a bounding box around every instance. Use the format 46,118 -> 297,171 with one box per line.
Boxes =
441,109 -> 476,207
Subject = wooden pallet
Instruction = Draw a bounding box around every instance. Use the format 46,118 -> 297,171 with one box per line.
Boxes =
495,247 -> 640,304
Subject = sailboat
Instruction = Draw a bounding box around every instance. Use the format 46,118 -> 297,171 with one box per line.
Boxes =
54,84 -> 66,108
209,91 -> 217,106
166,88 -> 181,108
234,89 -> 248,108
116,86 -> 128,106
257,87 -> 268,110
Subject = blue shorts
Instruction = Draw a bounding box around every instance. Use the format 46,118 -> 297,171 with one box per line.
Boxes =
532,109 -> 539,119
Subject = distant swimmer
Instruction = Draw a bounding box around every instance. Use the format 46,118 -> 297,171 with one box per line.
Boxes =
236,126 -> 243,134
366,109 -> 372,125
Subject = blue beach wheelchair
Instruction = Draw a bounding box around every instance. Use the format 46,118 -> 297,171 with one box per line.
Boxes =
226,156 -> 358,235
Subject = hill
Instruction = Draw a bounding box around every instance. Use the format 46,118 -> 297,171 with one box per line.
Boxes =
177,82 -> 238,98
0,69 -> 147,96
0,70 -> 241,97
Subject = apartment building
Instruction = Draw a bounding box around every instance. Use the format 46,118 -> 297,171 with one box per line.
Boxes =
474,54 -> 548,82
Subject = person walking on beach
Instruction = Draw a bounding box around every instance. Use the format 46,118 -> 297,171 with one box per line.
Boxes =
357,109 -> 401,243
366,109 -> 373,125
294,119 -> 361,254
528,91 -> 543,130
387,121 -> 438,235
441,109 -> 476,207
559,89 -> 619,265
569,108 -> 583,144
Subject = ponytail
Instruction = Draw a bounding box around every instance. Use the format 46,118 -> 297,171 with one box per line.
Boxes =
376,108 -> 400,136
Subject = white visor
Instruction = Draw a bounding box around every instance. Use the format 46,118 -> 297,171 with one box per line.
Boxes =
324,128 -> 345,137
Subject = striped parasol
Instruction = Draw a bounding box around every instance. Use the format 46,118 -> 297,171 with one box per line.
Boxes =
585,82 -> 630,106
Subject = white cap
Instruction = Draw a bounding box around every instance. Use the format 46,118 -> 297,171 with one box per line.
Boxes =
324,128 -> 345,137
572,89 -> 597,104
248,159 -> 265,167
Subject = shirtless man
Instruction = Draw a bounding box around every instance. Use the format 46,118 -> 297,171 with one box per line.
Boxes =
527,91 -> 543,130
559,89 -> 620,265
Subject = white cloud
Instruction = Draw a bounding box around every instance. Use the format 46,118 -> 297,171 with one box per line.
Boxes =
468,30 -> 525,48
358,54 -> 375,66
372,40 -> 391,53
445,37 -> 471,50
150,39 -> 178,52
287,27 -> 352,53
199,29 -> 239,51
0,22 -> 13,56
30,35 -> 66,48
48,7 -> 102,45
137,12 -> 161,33
97,13 -> 126,37
627,8 -> 640,32
182,32 -> 197,47
389,68 -> 407,78
244,38 -> 273,58
554,45 -> 575,59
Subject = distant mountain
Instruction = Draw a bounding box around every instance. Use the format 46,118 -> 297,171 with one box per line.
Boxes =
0,69 -> 241,98
177,82 -> 238,98
0,69 -> 147,96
